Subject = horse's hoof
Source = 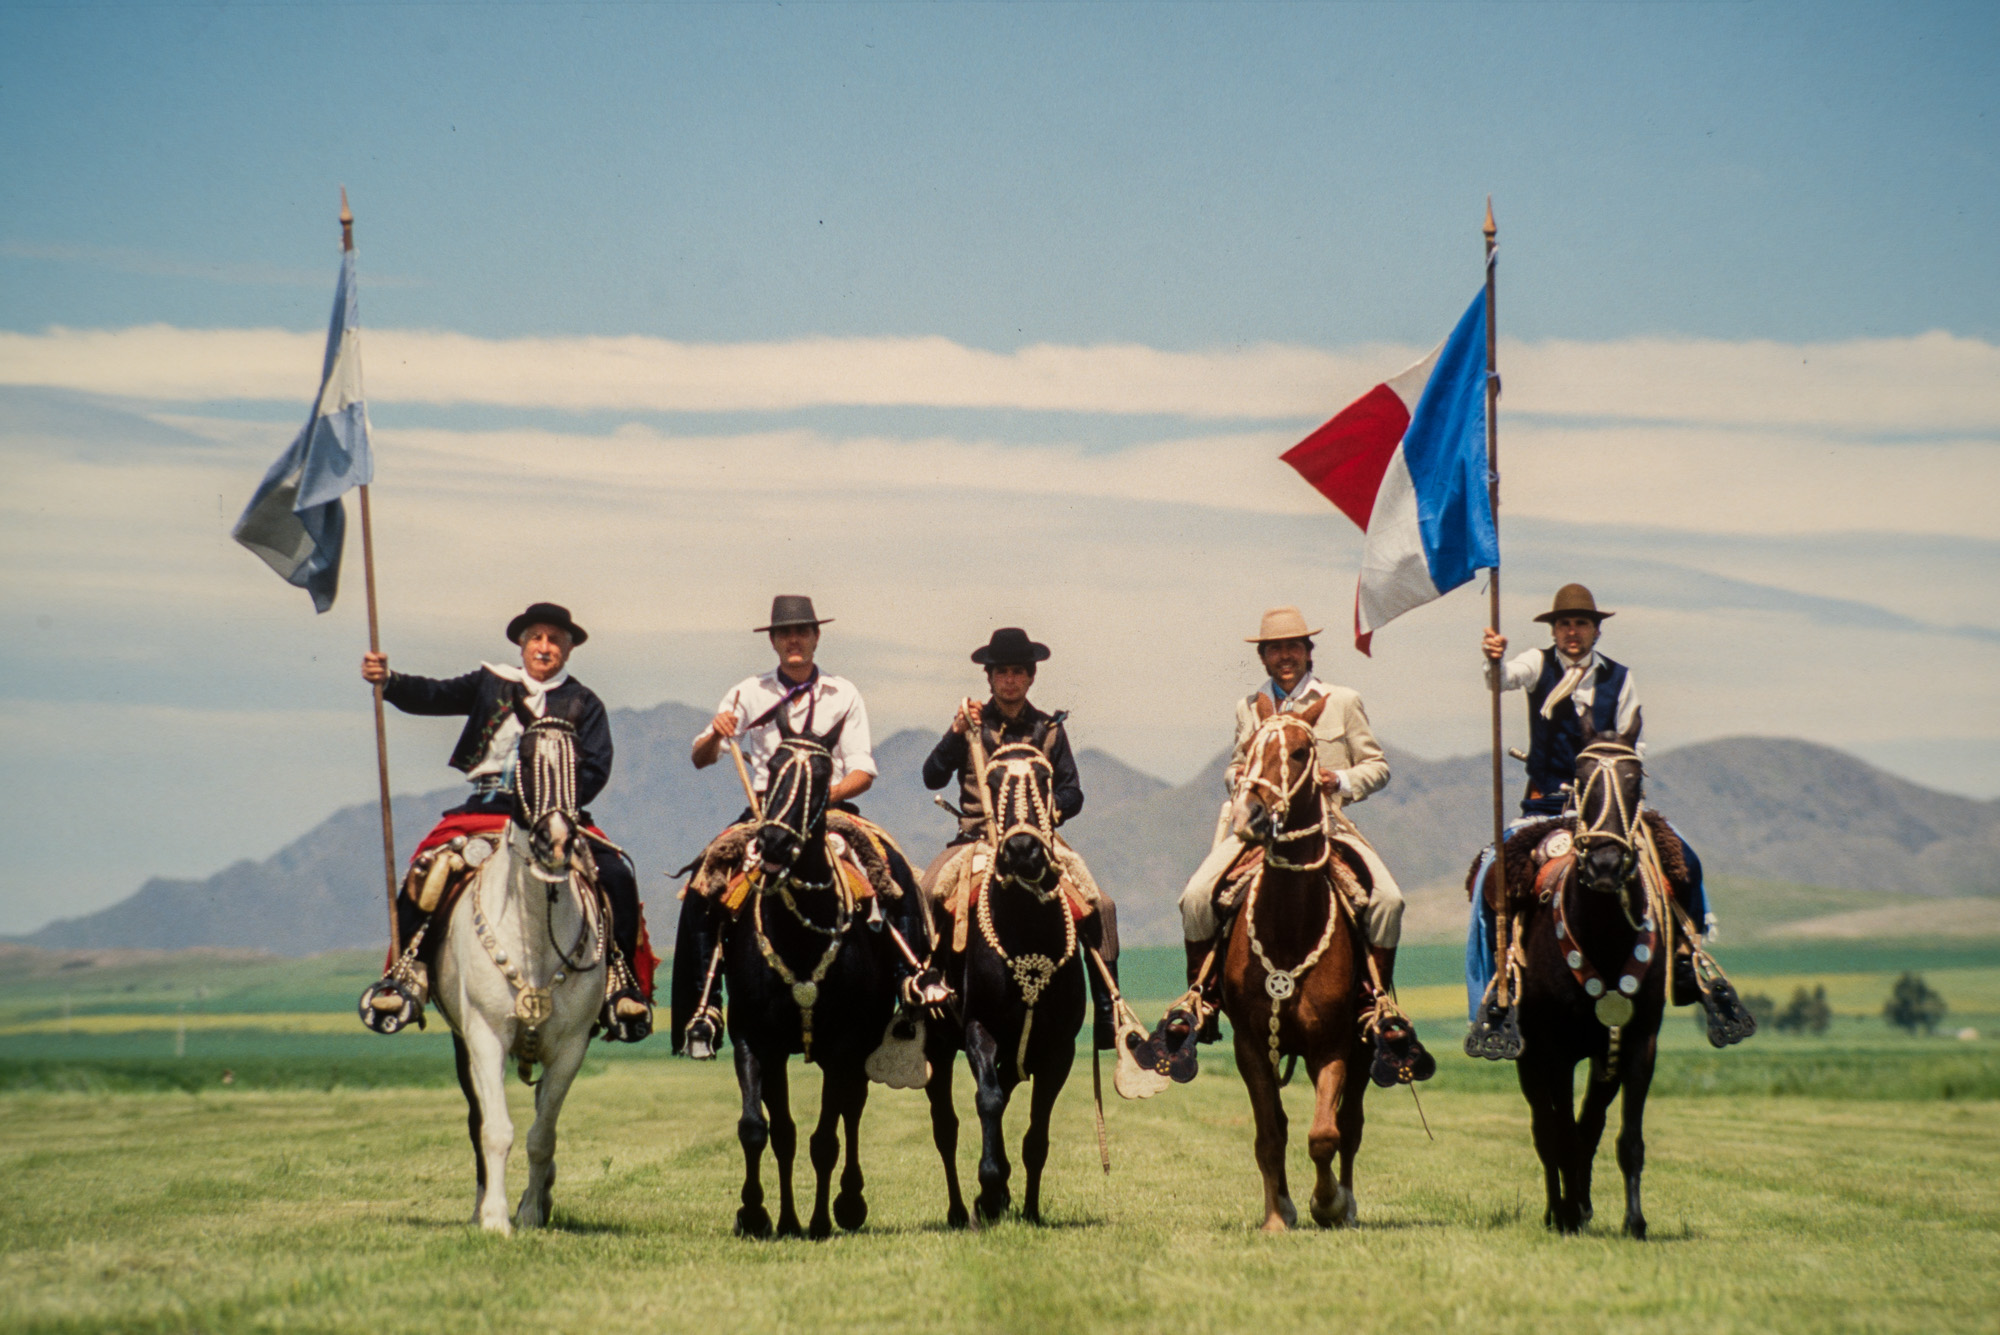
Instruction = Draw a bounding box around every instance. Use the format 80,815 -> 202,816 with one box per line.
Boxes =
833,1191 -> 868,1231
974,1191 -> 1009,1222
1259,1215 -> 1290,1234
1022,1203 -> 1042,1226
1310,1186 -> 1352,1229
479,1217 -> 512,1237
807,1214 -> 833,1241
1275,1195 -> 1298,1229
1625,1214 -> 1647,1241
946,1202 -> 969,1229
776,1214 -> 805,1239
735,1205 -> 772,1239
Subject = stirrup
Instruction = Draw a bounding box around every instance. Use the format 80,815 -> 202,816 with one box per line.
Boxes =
1465,999 -> 1524,1061
1696,969 -> 1757,1048
358,941 -> 427,1035
598,988 -> 653,1044
1366,1004 -> 1435,1086
683,1004 -> 724,1060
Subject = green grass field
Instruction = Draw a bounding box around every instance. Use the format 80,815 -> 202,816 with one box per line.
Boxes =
2,942 -> 1996,1333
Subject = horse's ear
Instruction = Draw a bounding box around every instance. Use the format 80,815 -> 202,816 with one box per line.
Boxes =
1296,695 -> 1330,727
1253,694 -> 1275,722
1621,706 -> 1643,748
774,704 -> 796,739
817,713 -> 847,752
1580,713 -> 1599,746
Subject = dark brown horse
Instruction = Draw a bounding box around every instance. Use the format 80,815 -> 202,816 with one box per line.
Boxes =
1489,711 -> 1671,1236
923,741 -> 1092,1226
1219,697 -> 1371,1232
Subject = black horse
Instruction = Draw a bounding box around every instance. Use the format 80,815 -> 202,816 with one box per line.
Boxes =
706,712 -> 912,1239
1488,710 -> 1690,1237
923,741 -> 1095,1226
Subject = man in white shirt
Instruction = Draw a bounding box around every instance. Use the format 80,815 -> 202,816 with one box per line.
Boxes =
692,595 -> 876,808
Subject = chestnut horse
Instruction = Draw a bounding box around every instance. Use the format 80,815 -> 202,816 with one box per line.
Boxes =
1219,697 -> 1370,1232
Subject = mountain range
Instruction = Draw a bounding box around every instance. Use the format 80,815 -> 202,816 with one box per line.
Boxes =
19,700 -> 2000,953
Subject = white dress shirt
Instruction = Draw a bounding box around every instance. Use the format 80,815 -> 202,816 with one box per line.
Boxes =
702,669 -> 877,795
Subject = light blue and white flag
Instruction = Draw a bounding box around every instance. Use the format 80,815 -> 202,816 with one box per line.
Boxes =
232,248 -> 375,613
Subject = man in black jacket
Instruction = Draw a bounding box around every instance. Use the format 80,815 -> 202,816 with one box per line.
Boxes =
359,601 -> 650,1038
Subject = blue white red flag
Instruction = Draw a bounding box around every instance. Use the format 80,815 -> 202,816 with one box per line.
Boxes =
1281,290 -> 1498,654
231,249 -> 375,613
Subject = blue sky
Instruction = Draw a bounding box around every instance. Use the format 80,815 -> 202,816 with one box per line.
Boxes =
2,0 -> 1997,934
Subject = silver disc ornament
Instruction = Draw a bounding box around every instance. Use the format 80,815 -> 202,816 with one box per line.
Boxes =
1595,993 -> 1635,1028
1265,971 -> 1296,1001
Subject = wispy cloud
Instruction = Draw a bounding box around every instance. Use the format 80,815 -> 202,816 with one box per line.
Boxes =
0,240 -> 424,291
3,326 -> 1997,432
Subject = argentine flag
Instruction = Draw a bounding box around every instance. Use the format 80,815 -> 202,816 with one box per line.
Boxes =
232,248 -> 375,613
1281,289 -> 1499,654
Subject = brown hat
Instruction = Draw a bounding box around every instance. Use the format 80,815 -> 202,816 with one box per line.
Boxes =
1533,583 -> 1614,625
1246,605 -> 1322,643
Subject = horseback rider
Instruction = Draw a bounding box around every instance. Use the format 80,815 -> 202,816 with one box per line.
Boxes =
359,601 -> 652,1039
918,627 -> 1120,1048
1172,606 -> 1430,1073
691,595 -> 876,812
1474,582 -> 1712,1005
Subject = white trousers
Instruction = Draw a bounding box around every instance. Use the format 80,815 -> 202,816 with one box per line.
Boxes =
1177,802 -> 1404,950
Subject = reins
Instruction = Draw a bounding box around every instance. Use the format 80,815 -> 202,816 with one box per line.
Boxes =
750,736 -> 852,1063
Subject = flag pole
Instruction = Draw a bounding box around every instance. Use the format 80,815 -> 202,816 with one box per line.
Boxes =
343,188 -> 402,953
1483,198 -> 1508,905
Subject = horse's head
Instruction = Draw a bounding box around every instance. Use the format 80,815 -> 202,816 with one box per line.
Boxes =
513,716 -> 581,882
756,711 -> 843,875
1572,708 -> 1646,905
983,740 -> 1059,892
1230,694 -> 1327,843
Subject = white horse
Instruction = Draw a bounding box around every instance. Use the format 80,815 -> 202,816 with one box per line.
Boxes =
432,717 -> 607,1234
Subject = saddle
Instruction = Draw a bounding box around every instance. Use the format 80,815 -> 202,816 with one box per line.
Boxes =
683,811 -> 906,918
926,837 -> 1100,955
1468,812 -> 1693,916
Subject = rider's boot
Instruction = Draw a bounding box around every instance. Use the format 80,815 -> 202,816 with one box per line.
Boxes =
595,851 -> 653,1043
360,893 -> 433,1035
1162,938 -> 1221,1047
672,899 -> 724,1058
1672,943 -> 1701,1006
1089,950 -> 1119,1051
1366,944 -> 1435,1086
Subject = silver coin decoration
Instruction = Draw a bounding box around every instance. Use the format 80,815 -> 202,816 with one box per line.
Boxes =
1596,993 -> 1634,1028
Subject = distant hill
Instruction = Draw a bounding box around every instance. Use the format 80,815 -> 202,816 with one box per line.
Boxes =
19,701 -> 1998,954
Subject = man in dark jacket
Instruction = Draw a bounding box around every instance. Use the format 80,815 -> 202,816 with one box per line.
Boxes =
359,601 -> 651,1039
919,627 -> 1119,1048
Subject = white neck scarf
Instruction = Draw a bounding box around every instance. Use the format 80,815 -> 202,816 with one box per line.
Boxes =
1539,652 -> 1593,720
481,661 -> 569,718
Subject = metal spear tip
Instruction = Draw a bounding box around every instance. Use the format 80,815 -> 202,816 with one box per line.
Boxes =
1483,195 -> 1496,238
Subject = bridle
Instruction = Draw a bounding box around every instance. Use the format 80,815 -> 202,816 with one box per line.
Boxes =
1572,739 -> 1645,889
751,735 -> 850,1062
983,741 -> 1061,900
516,717 -> 581,883
1236,712 -> 1333,873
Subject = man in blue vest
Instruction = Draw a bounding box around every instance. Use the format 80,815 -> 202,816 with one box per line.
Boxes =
1475,584 -> 1710,1006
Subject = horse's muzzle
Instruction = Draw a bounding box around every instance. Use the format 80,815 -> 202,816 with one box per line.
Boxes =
997,831 -> 1051,887
757,827 -> 800,875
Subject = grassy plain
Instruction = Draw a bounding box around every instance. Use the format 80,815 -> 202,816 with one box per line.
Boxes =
2,941 -> 1996,1334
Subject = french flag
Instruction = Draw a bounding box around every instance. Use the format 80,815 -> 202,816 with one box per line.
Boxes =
1281,290 -> 1498,654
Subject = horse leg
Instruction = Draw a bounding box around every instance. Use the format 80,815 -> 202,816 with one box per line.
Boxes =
461,1017 -> 515,1235
925,1035 -> 969,1228
451,1034 -> 488,1225
763,1052 -> 803,1237
733,1039 -> 775,1238
515,1033 -> 588,1229
1307,1055 -> 1356,1228
965,1020 -> 1014,1221
1019,1036 -> 1073,1225
1617,1030 -> 1658,1240
1574,1047 -> 1622,1226
1234,1024 -> 1295,1231
1519,1052 -> 1582,1234
805,1065 -> 846,1239
831,1067 -> 870,1232
1334,1050 -> 1367,1216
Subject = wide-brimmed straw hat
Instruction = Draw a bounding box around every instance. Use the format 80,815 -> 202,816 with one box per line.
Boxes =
971,627 -> 1051,667
1533,583 -> 1614,625
1245,605 -> 1322,644
506,602 -> 588,647
753,595 -> 833,633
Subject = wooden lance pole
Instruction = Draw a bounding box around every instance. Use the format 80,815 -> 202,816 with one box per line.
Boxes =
343,188 -> 402,952
1483,198 -> 1508,907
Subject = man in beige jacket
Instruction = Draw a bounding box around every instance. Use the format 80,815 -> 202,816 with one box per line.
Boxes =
1174,607 -> 1423,1068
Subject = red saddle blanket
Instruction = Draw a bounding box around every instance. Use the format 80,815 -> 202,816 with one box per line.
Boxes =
396,813 -> 657,1001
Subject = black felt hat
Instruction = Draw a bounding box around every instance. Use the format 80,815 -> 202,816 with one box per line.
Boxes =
506,602 -> 588,647
971,627 -> 1051,667
754,595 -> 832,633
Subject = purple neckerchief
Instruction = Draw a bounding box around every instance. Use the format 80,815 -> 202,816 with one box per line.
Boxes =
749,667 -> 822,734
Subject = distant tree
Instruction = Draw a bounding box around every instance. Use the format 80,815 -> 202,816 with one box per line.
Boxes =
1883,972 -> 1947,1035
1775,985 -> 1832,1036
